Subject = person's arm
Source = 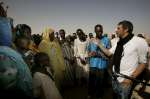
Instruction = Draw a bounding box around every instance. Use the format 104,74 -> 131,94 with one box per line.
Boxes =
123,38 -> 149,84
131,63 -> 146,79
96,41 -> 113,57
74,40 -> 78,58
131,39 -> 149,79
84,41 -> 89,58
122,63 -> 147,85
87,40 -> 97,57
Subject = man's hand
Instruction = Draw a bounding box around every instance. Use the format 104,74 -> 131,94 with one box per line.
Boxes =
88,51 -> 97,57
122,79 -> 133,86
93,39 -> 100,45
92,39 -> 112,57
80,58 -> 87,65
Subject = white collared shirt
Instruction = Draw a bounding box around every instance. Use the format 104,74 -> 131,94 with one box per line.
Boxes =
110,36 -> 148,82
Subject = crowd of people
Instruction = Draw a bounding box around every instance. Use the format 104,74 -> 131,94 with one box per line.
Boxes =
0,3 -> 150,99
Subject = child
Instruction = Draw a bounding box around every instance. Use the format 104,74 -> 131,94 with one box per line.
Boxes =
32,52 -> 62,99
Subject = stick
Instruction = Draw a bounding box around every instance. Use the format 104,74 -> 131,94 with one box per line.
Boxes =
115,73 -> 150,86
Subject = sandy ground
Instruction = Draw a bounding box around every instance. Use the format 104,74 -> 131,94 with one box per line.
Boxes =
62,83 -> 150,99
62,85 -> 113,99
132,81 -> 150,99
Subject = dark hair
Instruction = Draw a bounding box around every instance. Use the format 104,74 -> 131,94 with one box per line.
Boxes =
111,34 -> 116,39
34,52 -> 49,65
73,33 -> 76,35
137,34 -> 145,39
76,29 -> 83,33
0,3 -> 7,17
95,24 -> 103,33
89,33 -> 93,35
118,20 -> 133,34
15,24 -> 32,36
76,29 -> 84,37
32,34 -> 42,46
59,29 -> 65,34
32,52 -> 52,77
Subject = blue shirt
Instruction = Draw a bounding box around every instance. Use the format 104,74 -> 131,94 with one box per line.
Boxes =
87,36 -> 111,69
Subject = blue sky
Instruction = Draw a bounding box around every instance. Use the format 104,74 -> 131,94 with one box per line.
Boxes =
2,0 -> 150,35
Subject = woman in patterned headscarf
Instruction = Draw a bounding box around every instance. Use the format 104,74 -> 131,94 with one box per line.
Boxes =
38,27 -> 65,89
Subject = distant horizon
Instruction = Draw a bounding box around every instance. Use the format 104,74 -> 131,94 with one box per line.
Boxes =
2,0 -> 150,36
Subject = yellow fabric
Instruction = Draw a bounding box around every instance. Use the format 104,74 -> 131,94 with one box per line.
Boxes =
42,27 -> 54,41
29,40 -> 40,53
38,27 -> 65,88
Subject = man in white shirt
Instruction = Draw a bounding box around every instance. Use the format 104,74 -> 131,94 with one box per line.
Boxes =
74,29 -> 89,86
94,20 -> 148,99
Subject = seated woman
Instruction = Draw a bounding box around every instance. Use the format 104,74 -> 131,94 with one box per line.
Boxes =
32,52 -> 63,99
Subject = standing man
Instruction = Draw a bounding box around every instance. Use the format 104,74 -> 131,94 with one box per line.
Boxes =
59,29 -> 76,87
74,29 -> 89,86
72,33 -> 77,40
59,29 -> 66,45
89,33 -> 94,39
94,20 -> 148,99
87,24 -> 111,99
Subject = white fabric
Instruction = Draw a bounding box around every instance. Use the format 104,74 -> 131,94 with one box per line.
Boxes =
74,38 -> 88,59
148,47 -> 150,70
33,72 -> 62,99
110,36 -> 148,82
76,58 -> 89,79
74,38 -> 89,79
